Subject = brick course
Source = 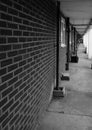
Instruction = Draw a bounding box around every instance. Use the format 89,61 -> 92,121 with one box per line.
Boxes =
0,0 -> 57,129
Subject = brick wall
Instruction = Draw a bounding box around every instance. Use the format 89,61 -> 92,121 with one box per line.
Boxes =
0,0 -> 57,129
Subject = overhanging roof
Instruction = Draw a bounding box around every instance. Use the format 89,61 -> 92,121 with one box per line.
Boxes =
58,0 -> 92,35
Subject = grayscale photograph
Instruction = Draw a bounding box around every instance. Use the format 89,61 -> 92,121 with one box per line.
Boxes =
0,0 -> 92,130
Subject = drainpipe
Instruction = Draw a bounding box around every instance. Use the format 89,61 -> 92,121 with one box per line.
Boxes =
71,25 -> 73,59
55,1 -> 60,90
66,17 -> 70,70
74,27 -> 76,55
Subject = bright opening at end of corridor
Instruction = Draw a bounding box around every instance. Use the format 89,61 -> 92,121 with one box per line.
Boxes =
83,27 -> 92,59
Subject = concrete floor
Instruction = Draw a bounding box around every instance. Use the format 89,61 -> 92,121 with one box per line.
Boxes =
38,44 -> 92,130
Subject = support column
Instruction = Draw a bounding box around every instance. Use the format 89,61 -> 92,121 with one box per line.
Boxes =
53,1 -> 65,97
66,17 -> 70,70
74,27 -> 76,54
71,27 -> 74,60
56,1 -> 60,90
71,27 -> 79,63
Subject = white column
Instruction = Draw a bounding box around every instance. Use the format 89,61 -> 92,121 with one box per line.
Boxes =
83,32 -> 88,54
88,27 -> 92,59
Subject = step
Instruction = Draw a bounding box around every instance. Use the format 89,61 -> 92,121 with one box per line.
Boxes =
53,87 -> 65,98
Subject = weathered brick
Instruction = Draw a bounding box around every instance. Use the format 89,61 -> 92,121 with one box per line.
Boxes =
19,82 -> 26,90
1,59 -> 12,67
23,43 -> 29,48
13,16 -> 22,23
23,20 -> 29,25
19,37 -> 26,42
8,63 -> 18,72
24,85 -> 30,92
0,37 -> 6,44
13,30 -> 22,36
0,83 -> 7,92
7,22 -> 18,29
23,125 -> 27,130
10,125 -> 14,130
23,31 -> 29,36
13,44 -> 22,50
23,53 -> 30,59
18,49 -> 26,55
14,79 -> 22,88
2,86 -> 13,98
0,97 -> 7,108
14,67 -> 23,76
19,25 -> 26,30
19,60 -> 26,67
0,29 -> 12,36
10,100 -> 19,112
0,45 -> 11,51
9,88 -> 18,99
8,7 -> 18,16
14,55 -> 22,62
15,103 -> 22,114
0,21 -> 7,28
27,48 -> 33,52
0,0 -> 12,6
23,95 -> 29,104
19,12 -> 26,19
23,7 -> 29,14
0,68 -> 6,76
0,111 -> 8,123
8,51 -> 18,57
14,3 -> 22,11
15,114 -> 22,126
23,64 -> 30,70
2,99 -> 14,112
15,90 -> 23,101
8,76 -> 18,86
2,72 -> 13,82
19,125 -> 23,130
3,125 -> 8,130
1,13 -> 12,21
20,92 -> 27,102
20,114 -> 26,124
31,61 -> 35,66
2,112 -> 13,128
8,37 -> 18,43
9,113 -> 19,126
23,74 -> 29,82
0,4 -> 7,12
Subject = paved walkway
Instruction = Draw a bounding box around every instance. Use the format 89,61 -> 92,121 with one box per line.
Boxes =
38,44 -> 92,130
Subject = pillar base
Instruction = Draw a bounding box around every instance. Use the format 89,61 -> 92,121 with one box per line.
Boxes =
71,55 -> 79,63
53,87 -> 65,98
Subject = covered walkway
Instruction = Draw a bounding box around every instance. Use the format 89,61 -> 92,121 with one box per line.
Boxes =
1,0 -> 92,129
38,44 -> 92,130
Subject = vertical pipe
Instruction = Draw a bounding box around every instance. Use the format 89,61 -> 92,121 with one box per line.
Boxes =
56,1 -> 60,90
71,26 -> 73,55
66,17 -> 70,70
74,28 -> 76,54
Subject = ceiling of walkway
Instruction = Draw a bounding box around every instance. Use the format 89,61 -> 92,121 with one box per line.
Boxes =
58,0 -> 92,35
